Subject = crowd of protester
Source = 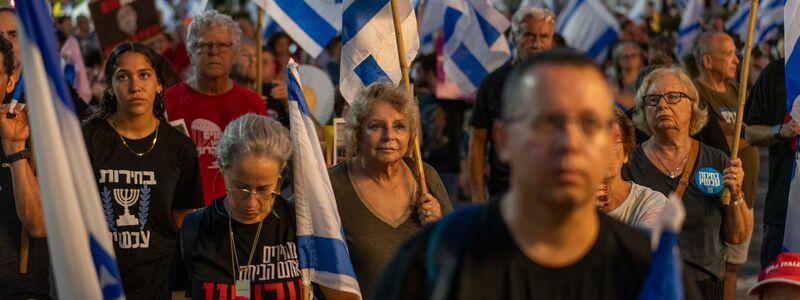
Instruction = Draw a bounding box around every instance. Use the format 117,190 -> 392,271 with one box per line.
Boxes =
0,0 -> 798,299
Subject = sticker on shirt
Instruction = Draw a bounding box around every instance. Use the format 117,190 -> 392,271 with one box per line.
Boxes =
694,167 -> 723,195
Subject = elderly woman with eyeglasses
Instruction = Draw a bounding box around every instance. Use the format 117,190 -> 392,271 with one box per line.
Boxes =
329,83 -> 453,298
169,114 -> 357,300
622,66 -> 752,300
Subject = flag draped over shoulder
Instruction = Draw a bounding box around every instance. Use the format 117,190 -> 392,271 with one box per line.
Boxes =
15,1 -> 124,299
637,195 -> 686,300
442,0 -> 511,94
340,0 -> 419,103
783,0 -> 800,253
674,0 -> 703,60
556,0 -> 620,63
288,58 -> 362,297
263,0 -> 342,58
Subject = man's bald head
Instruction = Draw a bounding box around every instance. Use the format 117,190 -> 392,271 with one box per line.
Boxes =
693,31 -> 740,80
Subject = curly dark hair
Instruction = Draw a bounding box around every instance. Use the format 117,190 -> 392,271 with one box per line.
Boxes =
0,35 -> 14,77
94,42 -> 167,120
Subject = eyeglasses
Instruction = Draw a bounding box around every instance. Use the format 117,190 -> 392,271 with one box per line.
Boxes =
226,188 -> 278,201
505,114 -> 614,138
195,42 -> 233,53
643,92 -> 690,107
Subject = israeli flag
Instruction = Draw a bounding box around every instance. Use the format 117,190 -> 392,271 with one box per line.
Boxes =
637,194 -> 686,300
783,0 -> 800,253
442,0 -> 510,94
754,0 -> 785,46
340,0 -> 419,103
627,0 -> 648,25
557,0 -> 621,62
16,1 -> 124,299
725,2 -> 753,42
418,0 -> 444,54
265,0 -> 342,58
288,59 -> 361,297
674,0 -> 703,60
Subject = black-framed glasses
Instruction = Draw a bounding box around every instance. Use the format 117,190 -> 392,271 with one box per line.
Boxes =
226,188 -> 278,201
643,92 -> 690,107
195,42 -> 233,53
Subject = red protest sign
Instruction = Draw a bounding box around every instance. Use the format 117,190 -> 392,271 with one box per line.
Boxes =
89,0 -> 162,56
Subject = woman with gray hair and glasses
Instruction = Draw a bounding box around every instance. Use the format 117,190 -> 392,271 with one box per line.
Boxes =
329,83 -> 452,298
622,66 -> 752,299
169,114 -> 356,300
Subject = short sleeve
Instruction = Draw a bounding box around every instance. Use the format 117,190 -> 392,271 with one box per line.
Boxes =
172,141 -> 204,209
423,163 -> 453,214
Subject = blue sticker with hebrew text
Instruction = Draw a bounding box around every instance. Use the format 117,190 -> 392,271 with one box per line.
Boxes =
694,167 -> 723,195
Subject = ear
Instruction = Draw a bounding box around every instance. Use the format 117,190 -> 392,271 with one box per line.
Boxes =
623,153 -> 630,165
492,121 -> 511,163
702,54 -> 713,70
4,74 -> 14,95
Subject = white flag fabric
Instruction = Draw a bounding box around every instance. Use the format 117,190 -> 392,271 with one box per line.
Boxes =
442,0 -> 510,94
265,0 -> 342,58
16,1 -> 124,299
418,0 -> 445,54
340,0 -> 419,103
288,59 -> 362,297
783,0 -> 800,253
627,0 -> 647,25
556,0 -> 621,62
674,0 -> 703,60
754,0 -> 785,46
725,2 -> 752,42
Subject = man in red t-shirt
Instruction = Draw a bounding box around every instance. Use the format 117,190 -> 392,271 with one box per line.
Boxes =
166,10 -> 267,205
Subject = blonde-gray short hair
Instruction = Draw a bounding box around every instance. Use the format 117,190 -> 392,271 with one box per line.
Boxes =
345,83 -> 419,155
632,66 -> 708,136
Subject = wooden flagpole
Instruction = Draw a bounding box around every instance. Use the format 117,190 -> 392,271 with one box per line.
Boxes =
722,0 -> 759,205
256,9 -> 264,97
389,0 -> 429,195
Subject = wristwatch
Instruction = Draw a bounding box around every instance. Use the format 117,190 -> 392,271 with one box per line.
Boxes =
772,124 -> 783,139
2,148 -> 30,167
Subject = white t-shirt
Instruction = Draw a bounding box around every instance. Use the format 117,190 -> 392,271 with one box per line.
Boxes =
608,183 -> 667,229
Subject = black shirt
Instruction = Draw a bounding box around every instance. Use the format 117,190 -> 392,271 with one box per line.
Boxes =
623,142 -> 728,282
744,59 -> 792,227
0,144 -> 51,299
169,197 -> 303,300
469,63 -> 512,197
372,200 -> 658,300
83,118 -> 204,299
419,93 -> 468,174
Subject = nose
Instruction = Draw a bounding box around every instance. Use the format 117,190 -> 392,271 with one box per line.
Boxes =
733,54 -> 740,65
554,120 -> 585,154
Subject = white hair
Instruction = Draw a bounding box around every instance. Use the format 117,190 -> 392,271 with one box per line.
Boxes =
216,114 -> 292,170
511,6 -> 556,35
186,10 -> 243,56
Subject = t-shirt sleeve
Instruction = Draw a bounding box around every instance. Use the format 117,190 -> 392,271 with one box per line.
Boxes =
469,77 -> 494,129
370,230 -> 430,300
423,163 -> 453,214
634,187 -> 667,229
172,141 -> 204,209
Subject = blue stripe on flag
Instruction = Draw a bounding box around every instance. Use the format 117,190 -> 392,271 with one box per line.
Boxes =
342,0 -> 389,45
786,39 -> 800,113
637,231 -> 684,300
758,23 -> 780,43
287,70 -> 312,117
89,236 -> 124,299
474,8 -> 501,46
16,0 -> 74,111
678,22 -> 701,36
297,235 -> 358,277
557,0 -> 586,32
444,7 -> 463,44
452,43 -> 489,87
274,0 -> 338,47
728,10 -> 749,33
587,28 -> 619,60
766,0 -> 783,10
354,55 -> 389,86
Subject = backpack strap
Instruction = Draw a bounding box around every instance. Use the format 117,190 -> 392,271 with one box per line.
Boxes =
425,205 -> 483,300
179,209 -> 204,283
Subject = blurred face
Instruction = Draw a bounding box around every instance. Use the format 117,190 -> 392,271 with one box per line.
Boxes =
704,34 -> 740,80
274,36 -> 291,57
224,154 -> 282,224
762,283 -> 800,300
618,45 -> 642,71
496,66 -> 613,207
513,18 -> 554,61
643,74 -> 694,135
358,102 -> 411,165
116,5 -> 138,36
235,43 -> 257,81
111,52 -> 162,118
77,16 -> 91,33
0,11 -> 19,69
0,52 -> 14,98
605,123 -> 627,180
192,27 -> 237,80
261,51 -> 276,82
237,18 -> 256,39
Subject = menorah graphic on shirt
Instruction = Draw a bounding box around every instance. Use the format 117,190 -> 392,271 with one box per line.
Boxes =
114,188 -> 140,226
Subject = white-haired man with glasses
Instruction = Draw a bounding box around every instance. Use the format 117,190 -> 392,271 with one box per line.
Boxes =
165,10 -> 268,206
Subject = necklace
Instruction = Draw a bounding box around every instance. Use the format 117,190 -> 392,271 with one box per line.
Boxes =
650,145 -> 689,179
227,200 -> 265,290
111,119 -> 159,157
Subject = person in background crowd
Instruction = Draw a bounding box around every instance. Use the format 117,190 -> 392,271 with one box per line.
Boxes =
59,22 -> 92,104
747,252 -> 800,300
0,35 -> 50,300
323,36 -> 342,84
648,36 -> 677,65
625,66 -> 752,300
609,41 -> 644,113
165,10 -> 267,206
155,31 -> 191,78
54,16 -> 73,37
0,8 -> 21,87
468,6 -> 555,203
374,49 -> 699,300
267,31 -> 294,82
83,42 -> 203,299
75,14 -> 100,59
329,83 -> 451,298
744,59 -> 798,268
231,40 -> 289,128
693,31 -> 758,299
231,38 -> 259,92
748,48 -> 769,89
620,19 -> 649,47
597,109 -> 666,230
416,53 -> 468,204
232,12 -> 257,41
170,114 -> 357,300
